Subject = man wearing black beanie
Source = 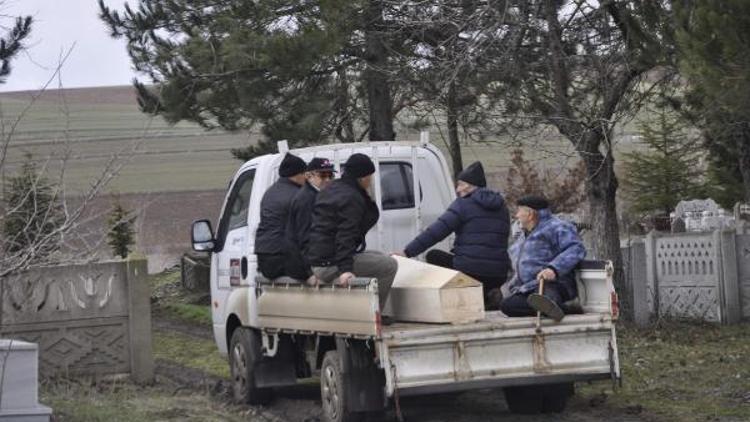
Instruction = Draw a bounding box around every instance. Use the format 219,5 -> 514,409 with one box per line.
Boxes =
397,160 -> 511,310
256,152 -> 307,280
305,153 -> 398,318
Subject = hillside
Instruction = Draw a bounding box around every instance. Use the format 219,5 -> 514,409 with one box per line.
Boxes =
0,85 -> 253,194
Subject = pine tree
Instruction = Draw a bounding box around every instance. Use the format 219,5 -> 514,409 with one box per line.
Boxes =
106,196 -> 136,259
0,14 -> 32,84
621,107 -> 705,217
1,155 -> 63,256
98,0 -> 401,156
676,0 -> 750,203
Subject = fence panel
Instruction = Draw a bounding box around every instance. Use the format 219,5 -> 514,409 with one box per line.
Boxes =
737,234 -> 750,319
0,259 -> 153,381
653,233 -> 722,322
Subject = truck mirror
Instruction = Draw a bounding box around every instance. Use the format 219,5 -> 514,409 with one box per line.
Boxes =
192,219 -> 215,252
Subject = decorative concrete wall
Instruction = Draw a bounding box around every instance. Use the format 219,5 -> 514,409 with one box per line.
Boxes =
737,234 -> 750,319
623,229 -> 746,325
0,258 -> 153,382
652,232 -> 723,321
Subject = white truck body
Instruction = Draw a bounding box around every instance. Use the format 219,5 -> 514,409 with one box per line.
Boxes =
192,139 -> 621,419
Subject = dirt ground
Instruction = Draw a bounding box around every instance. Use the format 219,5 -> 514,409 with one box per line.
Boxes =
41,272 -> 749,422
149,313 -> 660,422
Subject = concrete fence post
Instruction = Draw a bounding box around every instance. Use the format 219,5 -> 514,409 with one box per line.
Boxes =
644,230 -> 659,320
628,241 -> 649,327
126,256 -> 154,383
718,230 -> 741,324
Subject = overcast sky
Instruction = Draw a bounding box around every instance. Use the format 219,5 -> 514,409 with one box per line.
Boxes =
0,0 -> 138,92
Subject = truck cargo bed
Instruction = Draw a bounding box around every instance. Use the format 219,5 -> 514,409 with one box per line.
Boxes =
379,311 -> 617,395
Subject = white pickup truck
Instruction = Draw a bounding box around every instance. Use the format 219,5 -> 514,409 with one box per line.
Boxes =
191,139 -> 621,422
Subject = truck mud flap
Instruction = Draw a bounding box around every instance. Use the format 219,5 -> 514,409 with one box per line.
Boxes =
255,334 -> 297,388
337,338 -> 385,412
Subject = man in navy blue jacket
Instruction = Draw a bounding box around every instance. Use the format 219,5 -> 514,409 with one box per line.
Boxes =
397,161 -> 511,310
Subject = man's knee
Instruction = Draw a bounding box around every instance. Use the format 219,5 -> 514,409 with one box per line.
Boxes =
500,294 -> 534,317
384,255 -> 398,277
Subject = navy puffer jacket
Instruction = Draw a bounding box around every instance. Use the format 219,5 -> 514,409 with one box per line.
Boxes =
404,188 -> 510,278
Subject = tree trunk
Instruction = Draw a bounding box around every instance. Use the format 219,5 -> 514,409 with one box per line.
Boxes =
579,133 -> 627,317
446,82 -> 463,179
738,125 -> 750,203
334,69 -> 355,143
363,1 -> 395,142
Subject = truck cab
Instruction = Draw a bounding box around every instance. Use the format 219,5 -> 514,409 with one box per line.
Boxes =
191,139 -> 621,421
192,140 -> 455,354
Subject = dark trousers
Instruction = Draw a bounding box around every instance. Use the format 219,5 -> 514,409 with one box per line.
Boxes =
499,283 -> 566,317
257,253 -> 286,279
426,249 -> 506,309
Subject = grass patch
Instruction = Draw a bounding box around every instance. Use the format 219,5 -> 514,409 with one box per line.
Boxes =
41,378 -> 245,422
153,330 -> 229,379
149,269 -> 181,289
149,268 -> 212,325
161,302 -> 212,326
577,320 -> 750,422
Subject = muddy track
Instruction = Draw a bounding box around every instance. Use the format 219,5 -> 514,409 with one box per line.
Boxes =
152,309 -> 214,340
151,313 -> 659,421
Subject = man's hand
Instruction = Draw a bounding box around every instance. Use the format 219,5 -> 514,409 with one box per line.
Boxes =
392,250 -> 406,257
305,274 -> 320,287
338,272 -> 355,286
536,268 -> 557,282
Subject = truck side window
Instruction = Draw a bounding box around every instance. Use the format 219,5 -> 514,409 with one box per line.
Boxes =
215,169 -> 255,251
380,162 -> 416,210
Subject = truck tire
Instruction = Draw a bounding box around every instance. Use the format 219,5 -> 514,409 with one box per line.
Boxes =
504,383 -> 572,414
541,382 -> 573,413
321,350 -> 363,422
504,385 -> 543,414
229,327 -> 272,405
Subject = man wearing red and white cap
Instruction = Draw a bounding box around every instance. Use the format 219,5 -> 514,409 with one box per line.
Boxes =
286,157 -> 336,284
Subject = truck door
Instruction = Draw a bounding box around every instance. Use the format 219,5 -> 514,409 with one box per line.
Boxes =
212,169 -> 256,308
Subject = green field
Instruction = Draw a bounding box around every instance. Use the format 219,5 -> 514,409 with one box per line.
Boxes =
0,88 -> 255,193
0,86 -> 641,194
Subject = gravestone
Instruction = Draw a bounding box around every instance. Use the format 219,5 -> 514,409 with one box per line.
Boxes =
0,340 -> 52,421
674,199 -> 734,232
734,203 -> 750,234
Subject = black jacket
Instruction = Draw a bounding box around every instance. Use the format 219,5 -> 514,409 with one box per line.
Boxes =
255,178 -> 301,255
305,177 -> 379,273
285,182 -> 318,279
404,188 -> 510,278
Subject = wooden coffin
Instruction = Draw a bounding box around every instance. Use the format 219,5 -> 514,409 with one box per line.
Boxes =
386,256 -> 485,324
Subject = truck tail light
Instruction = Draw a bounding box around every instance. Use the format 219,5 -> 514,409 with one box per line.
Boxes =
375,311 -> 383,337
611,291 -> 620,320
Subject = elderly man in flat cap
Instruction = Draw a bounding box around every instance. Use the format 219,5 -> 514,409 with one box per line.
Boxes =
500,195 -> 586,321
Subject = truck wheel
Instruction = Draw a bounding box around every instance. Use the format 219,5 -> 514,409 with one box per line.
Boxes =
321,351 -> 363,422
541,382 -> 573,413
229,327 -> 272,405
503,385 -> 543,414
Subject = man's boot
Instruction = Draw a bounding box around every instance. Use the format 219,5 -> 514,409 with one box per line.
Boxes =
527,294 -> 565,322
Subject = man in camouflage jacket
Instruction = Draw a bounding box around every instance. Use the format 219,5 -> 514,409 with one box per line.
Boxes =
500,195 -> 586,320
